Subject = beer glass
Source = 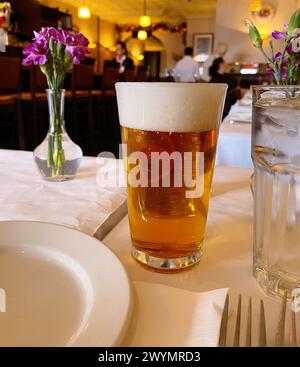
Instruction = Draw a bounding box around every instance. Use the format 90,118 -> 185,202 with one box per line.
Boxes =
116,83 -> 227,271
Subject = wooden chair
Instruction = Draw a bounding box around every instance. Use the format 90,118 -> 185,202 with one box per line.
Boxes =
21,66 -> 48,146
101,61 -> 120,95
67,63 -> 95,139
124,69 -> 136,82
0,56 -> 25,149
94,62 -> 120,150
136,66 -> 148,82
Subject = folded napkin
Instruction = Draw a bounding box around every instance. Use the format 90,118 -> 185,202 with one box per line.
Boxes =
238,99 -> 252,107
122,281 -> 228,347
237,94 -> 252,106
227,113 -> 251,123
0,150 -> 126,237
230,105 -> 251,114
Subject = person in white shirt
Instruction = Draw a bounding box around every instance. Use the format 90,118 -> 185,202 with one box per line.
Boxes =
173,47 -> 200,83
202,42 -> 228,82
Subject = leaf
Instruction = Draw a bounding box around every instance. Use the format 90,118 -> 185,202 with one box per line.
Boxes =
245,19 -> 262,48
288,9 -> 300,34
57,42 -> 66,60
49,38 -> 56,54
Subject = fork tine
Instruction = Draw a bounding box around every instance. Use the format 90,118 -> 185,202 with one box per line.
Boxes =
289,307 -> 297,346
245,296 -> 252,347
219,293 -> 229,347
275,292 -> 287,346
233,294 -> 242,347
259,299 -> 267,347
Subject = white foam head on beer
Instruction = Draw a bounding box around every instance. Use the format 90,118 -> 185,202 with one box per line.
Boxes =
116,82 -> 228,133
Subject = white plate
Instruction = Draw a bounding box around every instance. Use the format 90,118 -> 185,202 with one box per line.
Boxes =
0,221 -> 132,346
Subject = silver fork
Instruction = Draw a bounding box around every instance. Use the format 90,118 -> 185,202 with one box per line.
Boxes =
218,294 -> 267,347
275,292 -> 297,347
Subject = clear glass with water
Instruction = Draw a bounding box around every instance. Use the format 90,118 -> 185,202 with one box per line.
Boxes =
252,86 -> 300,297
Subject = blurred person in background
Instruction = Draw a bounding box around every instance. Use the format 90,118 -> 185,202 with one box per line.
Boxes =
202,42 -> 228,82
173,47 -> 200,82
113,41 -> 134,75
209,57 -> 238,118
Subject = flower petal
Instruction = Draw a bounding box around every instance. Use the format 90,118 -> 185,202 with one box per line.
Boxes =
292,36 -> 300,52
272,30 -> 285,40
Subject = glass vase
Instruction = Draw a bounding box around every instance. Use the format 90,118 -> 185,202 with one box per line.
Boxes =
34,89 -> 83,181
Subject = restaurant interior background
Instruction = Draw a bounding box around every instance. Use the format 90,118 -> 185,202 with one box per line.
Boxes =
0,0 -> 299,157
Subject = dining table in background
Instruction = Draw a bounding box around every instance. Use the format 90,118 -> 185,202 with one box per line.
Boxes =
216,90 -> 252,169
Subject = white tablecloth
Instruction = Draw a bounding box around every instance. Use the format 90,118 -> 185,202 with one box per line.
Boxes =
216,94 -> 253,169
1,150 -> 298,346
216,120 -> 252,168
103,165 -> 300,346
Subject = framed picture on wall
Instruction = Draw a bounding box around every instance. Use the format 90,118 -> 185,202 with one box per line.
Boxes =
193,33 -> 214,62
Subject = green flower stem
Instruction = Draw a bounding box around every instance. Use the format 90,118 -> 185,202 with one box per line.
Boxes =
40,40 -> 70,178
267,40 -> 283,84
246,9 -> 300,86
258,46 -> 281,84
269,40 -> 275,60
46,89 -> 66,178
278,39 -> 290,84
259,46 -> 273,64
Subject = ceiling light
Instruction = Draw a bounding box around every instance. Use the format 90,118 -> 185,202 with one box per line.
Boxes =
249,0 -> 262,12
137,30 -> 147,41
139,0 -> 151,28
139,15 -> 151,28
78,5 -> 91,19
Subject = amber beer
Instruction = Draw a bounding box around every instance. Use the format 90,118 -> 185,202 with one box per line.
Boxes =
116,83 -> 227,271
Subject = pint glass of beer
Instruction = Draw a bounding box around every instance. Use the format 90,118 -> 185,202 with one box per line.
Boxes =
116,83 -> 227,271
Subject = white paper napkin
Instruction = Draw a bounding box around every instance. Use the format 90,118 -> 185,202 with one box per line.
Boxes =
122,281 -> 228,347
0,150 -> 126,236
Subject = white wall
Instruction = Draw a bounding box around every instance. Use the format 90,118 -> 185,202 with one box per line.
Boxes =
187,17 -> 215,48
152,17 -> 215,75
215,0 -> 299,63
154,31 -> 184,75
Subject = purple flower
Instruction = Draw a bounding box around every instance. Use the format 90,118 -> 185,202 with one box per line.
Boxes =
272,30 -> 286,40
57,29 -> 72,45
281,66 -> 287,80
266,64 -> 273,74
66,47 -> 85,64
275,52 -> 288,64
64,32 -> 90,64
22,39 -> 49,66
22,27 -> 90,89
33,27 -> 60,43
22,28 -> 90,66
266,52 -> 288,80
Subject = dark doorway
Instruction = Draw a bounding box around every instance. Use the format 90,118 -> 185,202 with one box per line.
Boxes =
144,52 -> 161,81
